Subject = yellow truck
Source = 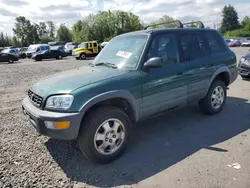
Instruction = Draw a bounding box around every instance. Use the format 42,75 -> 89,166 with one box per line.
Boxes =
72,41 -> 100,60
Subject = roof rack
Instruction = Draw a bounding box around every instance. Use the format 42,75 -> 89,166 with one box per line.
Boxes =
144,20 -> 204,30
182,21 -> 204,28
144,20 -> 183,30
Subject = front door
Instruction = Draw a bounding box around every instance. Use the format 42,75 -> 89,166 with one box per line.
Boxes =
0,53 -> 8,62
141,32 -> 187,118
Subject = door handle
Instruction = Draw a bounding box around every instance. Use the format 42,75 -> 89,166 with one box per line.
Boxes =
177,72 -> 183,75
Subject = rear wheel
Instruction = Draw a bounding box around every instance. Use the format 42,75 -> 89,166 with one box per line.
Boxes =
8,59 -> 13,63
199,80 -> 227,115
58,55 -> 62,59
78,106 -> 132,164
80,53 -> 87,60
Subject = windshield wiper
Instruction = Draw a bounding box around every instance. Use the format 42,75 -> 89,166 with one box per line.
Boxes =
95,62 -> 117,69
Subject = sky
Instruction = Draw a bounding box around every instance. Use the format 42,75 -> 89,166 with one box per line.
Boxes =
0,0 -> 250,34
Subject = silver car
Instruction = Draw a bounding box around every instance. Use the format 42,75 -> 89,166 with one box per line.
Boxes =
1,48 -> 20,57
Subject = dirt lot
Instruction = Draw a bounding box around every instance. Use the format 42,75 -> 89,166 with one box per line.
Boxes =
0,49 -> 250,188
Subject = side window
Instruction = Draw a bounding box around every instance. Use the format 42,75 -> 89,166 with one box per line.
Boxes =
180,34 -> 200,61
93,42 -> 97,47
88,43 -> 92,48
205,31 -> 225,54
147,33 -> 179,65
196,33 -> 210,57
10,50 -> 15,53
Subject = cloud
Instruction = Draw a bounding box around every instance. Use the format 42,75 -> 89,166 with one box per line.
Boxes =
0,7 -> 17,17
0,0 -> 28,6
0,0 -> 250,34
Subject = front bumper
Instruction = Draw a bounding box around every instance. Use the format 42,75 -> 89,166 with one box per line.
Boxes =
238,64 -> 250,76
22,97 -> 82,140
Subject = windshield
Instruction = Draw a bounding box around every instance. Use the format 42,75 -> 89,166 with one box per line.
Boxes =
1,49 -> 9,53
93,34 -> 148,69
28,45 -> 38,52
78,43 -> 87,48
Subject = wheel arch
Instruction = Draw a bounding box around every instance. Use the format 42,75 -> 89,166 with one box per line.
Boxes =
78,90 -> 141,133
206,66 -> 230,93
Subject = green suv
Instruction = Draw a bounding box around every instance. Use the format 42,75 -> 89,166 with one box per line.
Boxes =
22,21 -> 238,164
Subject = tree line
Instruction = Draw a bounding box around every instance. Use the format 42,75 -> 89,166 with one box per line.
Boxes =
0,5 -> 250,48
220,5 -> 250,37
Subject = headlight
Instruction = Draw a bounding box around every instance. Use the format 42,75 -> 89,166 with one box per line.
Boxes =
45,95 -> 74,110
241,58 -> 250,66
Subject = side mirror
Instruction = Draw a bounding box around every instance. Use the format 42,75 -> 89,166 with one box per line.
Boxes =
143,57 -> 163,71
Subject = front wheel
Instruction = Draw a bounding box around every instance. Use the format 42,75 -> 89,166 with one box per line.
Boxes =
199,80 -> 227,115
78,106 -> 132,164
80,53 -> 87,60
8,59 -> 13,63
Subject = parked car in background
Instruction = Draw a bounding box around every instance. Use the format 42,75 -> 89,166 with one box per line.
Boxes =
225,39 -> 232,44
26,44 -> 50,58
50,45 -> 67,57
32,49 -> 65,61
48,41 -> 66,46
18,47 -> 28,58
241,37 -> 250,47
228,40 -> 241,47
100,42 -> 109,48
1,48 -> 20,57
72,41 -> 100,60
64,42 -> 79,55
0,53 -> 19,63
0,47 -> 4,52
238,52 -> 250,79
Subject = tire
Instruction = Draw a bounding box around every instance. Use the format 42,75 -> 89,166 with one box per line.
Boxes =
78,106 -> 132,164
8,59 -> 13,63
199,80 -> 227,115
80,53 -> 87,60
58,55 -> 62,59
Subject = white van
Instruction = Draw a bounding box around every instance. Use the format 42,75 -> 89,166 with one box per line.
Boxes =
26,44 -> 50,58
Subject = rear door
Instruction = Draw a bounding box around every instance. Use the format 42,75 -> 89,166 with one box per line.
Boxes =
205,30 -> 230,67
178,32 -> 212,102
93,42 -> 99,54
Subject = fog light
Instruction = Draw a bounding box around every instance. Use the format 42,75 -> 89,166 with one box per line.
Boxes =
45,121 -> 70,130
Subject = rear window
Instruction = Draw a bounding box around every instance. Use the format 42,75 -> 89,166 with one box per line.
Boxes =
205,31 -> 226,54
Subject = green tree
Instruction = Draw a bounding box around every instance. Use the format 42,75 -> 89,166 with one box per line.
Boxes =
0,32 -> 13,47
31,24 -> 40,44
46,21 -> 55,38
38,22 -> 48,37
220,5 -> 241,34
72,10 -> 143,42
149,15 -> 176,28
12,36 -> 21,47
13,16 -> 34,46
57,24 -> 72,42
241,16 -> 250,28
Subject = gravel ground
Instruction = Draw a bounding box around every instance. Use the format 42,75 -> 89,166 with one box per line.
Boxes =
0,50 -> 250,188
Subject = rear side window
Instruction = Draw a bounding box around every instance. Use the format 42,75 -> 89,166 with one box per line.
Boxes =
180,34 -> 200,61
93,43 -> 97,47
205,31 -> 225,54
196,33 -> 210,57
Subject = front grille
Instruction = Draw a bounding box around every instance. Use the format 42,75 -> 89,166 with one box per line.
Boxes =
28,90 -> 43,107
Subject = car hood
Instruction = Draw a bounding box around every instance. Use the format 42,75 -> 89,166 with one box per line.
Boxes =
30,66 -> 127,97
